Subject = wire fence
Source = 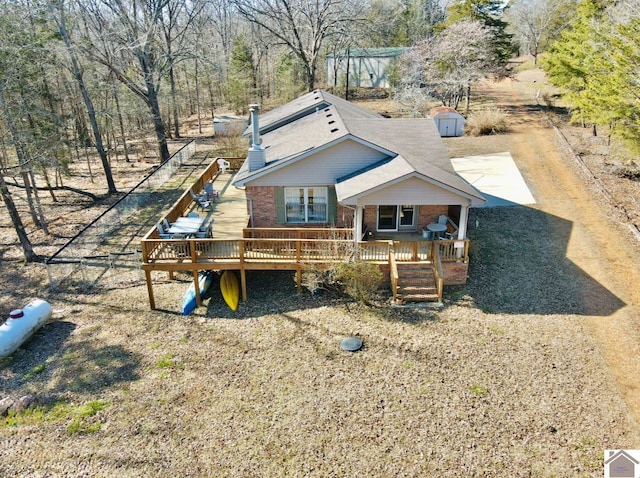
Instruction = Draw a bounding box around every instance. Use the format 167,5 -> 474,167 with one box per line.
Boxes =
45,141 -> 199,291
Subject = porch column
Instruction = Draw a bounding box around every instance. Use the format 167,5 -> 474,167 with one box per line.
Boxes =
457,205 -> 469,259
354,205 -> 363,260
354,206 -> 363,243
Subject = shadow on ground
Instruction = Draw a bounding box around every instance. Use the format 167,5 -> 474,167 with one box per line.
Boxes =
460,206 -> 625,316
201,270 -> 350,319
1,321 -> 140,395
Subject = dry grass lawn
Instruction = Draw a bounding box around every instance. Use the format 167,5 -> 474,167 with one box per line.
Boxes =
1,268 -> 638,476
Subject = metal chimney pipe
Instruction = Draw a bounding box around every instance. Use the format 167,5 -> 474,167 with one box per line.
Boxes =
249,104 -> 261,150
247,103 -> 266,171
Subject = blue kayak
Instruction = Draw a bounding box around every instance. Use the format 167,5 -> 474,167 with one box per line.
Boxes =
182,272 -> 214,316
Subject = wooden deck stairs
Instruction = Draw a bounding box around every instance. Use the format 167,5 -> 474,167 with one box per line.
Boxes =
395,262 -> 440,303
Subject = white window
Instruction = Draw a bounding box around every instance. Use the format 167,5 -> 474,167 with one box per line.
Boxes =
285,187 -> 328,223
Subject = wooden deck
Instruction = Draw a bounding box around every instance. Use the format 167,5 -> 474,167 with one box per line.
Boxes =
141,159 -> 470,310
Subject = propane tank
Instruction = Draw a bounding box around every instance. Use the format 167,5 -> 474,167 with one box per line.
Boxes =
0,299 -> 52,357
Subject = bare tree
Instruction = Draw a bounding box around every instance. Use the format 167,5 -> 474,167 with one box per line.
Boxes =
0,168 -> 37,262
46,0 -> 117,193
232,0 -> 366,92
159,0 -> 206,139
77,0 -> 174,163
397,20 -> 497,111
507,0 -> 577,65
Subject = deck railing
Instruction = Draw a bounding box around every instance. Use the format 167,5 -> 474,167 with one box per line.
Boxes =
243,228 -> 354,240
162,157 -> 246,224
142,236 -> 469,266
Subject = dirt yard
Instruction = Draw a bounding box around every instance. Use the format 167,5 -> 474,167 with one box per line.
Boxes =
452,68 -> 640,427
2,66 -> 640,476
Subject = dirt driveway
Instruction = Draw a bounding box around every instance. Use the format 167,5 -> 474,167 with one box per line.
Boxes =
446,70 -> 640,425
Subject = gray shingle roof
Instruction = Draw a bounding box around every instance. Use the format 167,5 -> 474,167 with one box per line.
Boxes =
233,90 -> 484,203
250,89 -> 379,136
326,47 -> 410,59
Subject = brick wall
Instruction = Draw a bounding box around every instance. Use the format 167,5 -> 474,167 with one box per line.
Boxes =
246,186 -> 278,228
442,262 -> 469,285
246,186 -> 354,228
417,206 -> 449,230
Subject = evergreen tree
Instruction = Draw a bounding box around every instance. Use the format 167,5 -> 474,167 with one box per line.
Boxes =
445,0 -> 516,64
584,16 -> 640,145
542,0 -> 609,128
228,35 -> 257,113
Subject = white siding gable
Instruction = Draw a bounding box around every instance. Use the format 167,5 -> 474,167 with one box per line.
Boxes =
355,176 -> 470,206
248,139 -> 388,187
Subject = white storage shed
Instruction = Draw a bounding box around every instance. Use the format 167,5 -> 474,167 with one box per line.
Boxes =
429,107 -> 465,137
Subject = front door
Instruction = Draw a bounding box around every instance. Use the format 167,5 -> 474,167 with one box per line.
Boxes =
398,205 -> 416,231
377,205 -> 397,230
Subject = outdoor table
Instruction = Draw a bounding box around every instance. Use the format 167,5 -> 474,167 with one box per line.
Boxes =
167,216 -> 205,236
426,223 -> 447,239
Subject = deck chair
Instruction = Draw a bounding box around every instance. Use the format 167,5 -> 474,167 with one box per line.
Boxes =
162,218 -> 171,230
195,227 -> 212,238
203,182 -> 219,200
187,212 -> 200,218
438,215 -> 448,225
189,190 -> 210,210
156,223 -> 173,239
217,158 -> 231,174
199,217 -> 213,232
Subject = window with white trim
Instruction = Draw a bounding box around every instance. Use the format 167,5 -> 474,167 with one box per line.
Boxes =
284,187 -> 328,223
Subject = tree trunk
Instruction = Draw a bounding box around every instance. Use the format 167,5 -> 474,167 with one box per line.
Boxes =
53,5 -> 117,194
465,81 -> 471,116
195,58 -> 202,134
0,172 -> 38,262
146,80 -> 170,163
27,167 -> 49,235
169,65 -> 181,138
345,50 -> 350,100
113,84 -> 131,162
41,168 -> 57,202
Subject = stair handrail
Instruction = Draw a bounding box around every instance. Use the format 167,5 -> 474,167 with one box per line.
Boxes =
433,243 -> 445,301
388,242 -> 399,304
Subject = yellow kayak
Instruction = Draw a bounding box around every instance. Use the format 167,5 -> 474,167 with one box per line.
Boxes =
220,271 -> 239,311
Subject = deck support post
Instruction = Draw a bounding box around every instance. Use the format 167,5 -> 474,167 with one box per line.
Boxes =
296,267 -> 302,293
145,269 -> 156,310
193,271 -> 202,306
241,268 -> 247,301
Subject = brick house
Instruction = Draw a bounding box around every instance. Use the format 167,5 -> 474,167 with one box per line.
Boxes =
233,90 -> 484,245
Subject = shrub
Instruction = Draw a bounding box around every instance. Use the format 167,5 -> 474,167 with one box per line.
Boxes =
301,261 -> 384,303
216,122 -> 246,157
334,262 -> 384,304
465,108 -> 508,136
301,268 -> 335,295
